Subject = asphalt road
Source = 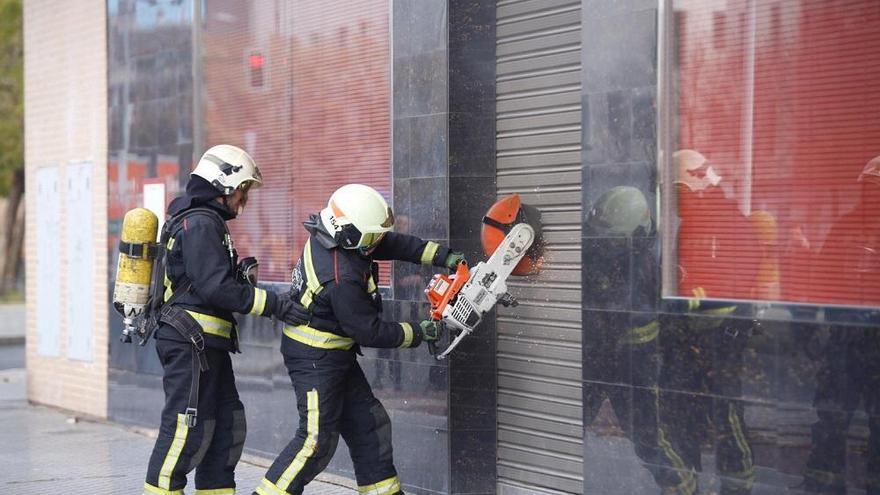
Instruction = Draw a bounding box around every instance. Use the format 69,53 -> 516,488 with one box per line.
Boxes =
0,343 -> 23,370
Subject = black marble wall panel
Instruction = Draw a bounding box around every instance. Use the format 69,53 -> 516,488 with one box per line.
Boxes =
389,1 -> 452,493
581,2 -> 880,495
447,1 -> 497,493
389,0 -> 498,492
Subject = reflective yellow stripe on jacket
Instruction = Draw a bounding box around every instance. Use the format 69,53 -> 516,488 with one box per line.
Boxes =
420,241 -> 439,265
299,240 -> 324,308
185,311 -> 234,339
398,322 -> 414,348
249,287 -> 268,315
620,320 -> 659,345
163,238 -> 177,302
283,324 -> 355,350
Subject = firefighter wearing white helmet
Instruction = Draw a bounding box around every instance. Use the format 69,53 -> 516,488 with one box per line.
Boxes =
256,184 -> 465,495
667,150 -> 758,494
320,183 -> 395,251
191,143 -> 264,216
674,148 -> 721,193
143,145 -> 306,495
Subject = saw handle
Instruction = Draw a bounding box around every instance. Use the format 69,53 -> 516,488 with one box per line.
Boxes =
430,328 -> 472,361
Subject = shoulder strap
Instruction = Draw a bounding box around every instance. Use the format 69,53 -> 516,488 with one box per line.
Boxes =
161,206 -> 229,244
146,207 -> 228,316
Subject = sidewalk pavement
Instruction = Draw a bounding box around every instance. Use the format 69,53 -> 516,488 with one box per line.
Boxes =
0,303 -> 25,345
0,366 -> 356,494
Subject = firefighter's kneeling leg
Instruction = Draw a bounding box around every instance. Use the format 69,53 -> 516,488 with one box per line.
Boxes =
341,363 -> 401,495
145,337 -> 216,494
257,368 -> 345,494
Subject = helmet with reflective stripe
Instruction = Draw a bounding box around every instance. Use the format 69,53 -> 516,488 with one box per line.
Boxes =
674,149 -> 721,192
320,184 -> 394,250
858,155 -> 880,187
192,144 -> 263,195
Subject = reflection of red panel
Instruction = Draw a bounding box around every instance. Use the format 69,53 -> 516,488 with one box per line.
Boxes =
203,1 -> 390,283
156,160 -> 179,179
675,0 -> 880,306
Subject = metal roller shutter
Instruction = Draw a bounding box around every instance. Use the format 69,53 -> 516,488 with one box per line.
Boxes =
495,0 -> 583,493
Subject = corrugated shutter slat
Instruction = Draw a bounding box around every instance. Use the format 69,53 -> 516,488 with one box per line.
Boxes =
496,0 -> 583,492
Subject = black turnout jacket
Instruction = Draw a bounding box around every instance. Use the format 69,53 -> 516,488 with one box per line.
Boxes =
157,178 -> 278,351
288,213 -> 451,350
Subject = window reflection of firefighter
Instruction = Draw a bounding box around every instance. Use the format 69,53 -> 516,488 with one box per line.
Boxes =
658,150 -> 760,495
802,156 -> 880,495
584,186 -> 687,490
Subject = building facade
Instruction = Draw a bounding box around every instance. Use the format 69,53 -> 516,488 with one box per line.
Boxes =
24,1 -> 880,494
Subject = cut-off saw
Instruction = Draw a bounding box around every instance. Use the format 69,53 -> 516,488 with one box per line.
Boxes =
424,194 -> 543,360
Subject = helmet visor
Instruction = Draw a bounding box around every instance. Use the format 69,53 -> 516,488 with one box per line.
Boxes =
337,223 -> 386,250
360,232 -> 386,249
239,180 -> 255,193
235,180 -> 256,209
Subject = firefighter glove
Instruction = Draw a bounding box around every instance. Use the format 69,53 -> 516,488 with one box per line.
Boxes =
273,298 -> 310,327
419,319 -> 444,342
444,251 -> 466,270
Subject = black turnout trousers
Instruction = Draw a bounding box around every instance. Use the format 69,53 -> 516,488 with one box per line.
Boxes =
255,338 -> 400,495
144,333 -> 247,495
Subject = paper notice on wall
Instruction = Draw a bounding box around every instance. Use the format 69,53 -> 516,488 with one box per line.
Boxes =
36,166 -> 60,357
143,181 -> 166,234
66,161 -> 94,362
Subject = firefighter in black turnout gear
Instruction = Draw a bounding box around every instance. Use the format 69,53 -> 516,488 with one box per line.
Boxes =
582,186 -> 681,491
256,184 -> 465,495
144,145 -> 304,495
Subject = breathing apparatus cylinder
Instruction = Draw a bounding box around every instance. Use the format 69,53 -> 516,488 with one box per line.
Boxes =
113,207 -> 159,342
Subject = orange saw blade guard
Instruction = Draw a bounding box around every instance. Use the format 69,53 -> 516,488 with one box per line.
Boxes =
425,262 -> 470,321
481,194 -> 544,275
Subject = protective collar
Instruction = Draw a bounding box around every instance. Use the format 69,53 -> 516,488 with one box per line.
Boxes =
303,213 -> 340,249
168,176 -> 236,221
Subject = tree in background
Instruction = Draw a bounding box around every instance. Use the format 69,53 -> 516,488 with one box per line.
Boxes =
0,0 -> 22,297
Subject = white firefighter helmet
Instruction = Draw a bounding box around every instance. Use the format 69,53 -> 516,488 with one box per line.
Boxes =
858,155 -> 880,187
320,184 -> 394,250
192,144 -> 263,195
674,149 -> 721,192
586,186 -> 652,236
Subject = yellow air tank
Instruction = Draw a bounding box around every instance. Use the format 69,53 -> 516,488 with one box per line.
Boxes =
113,208 -> 159,341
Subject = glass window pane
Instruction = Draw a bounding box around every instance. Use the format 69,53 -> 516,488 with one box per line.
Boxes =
201,1 -> 391,282
661,0 -> 880,307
